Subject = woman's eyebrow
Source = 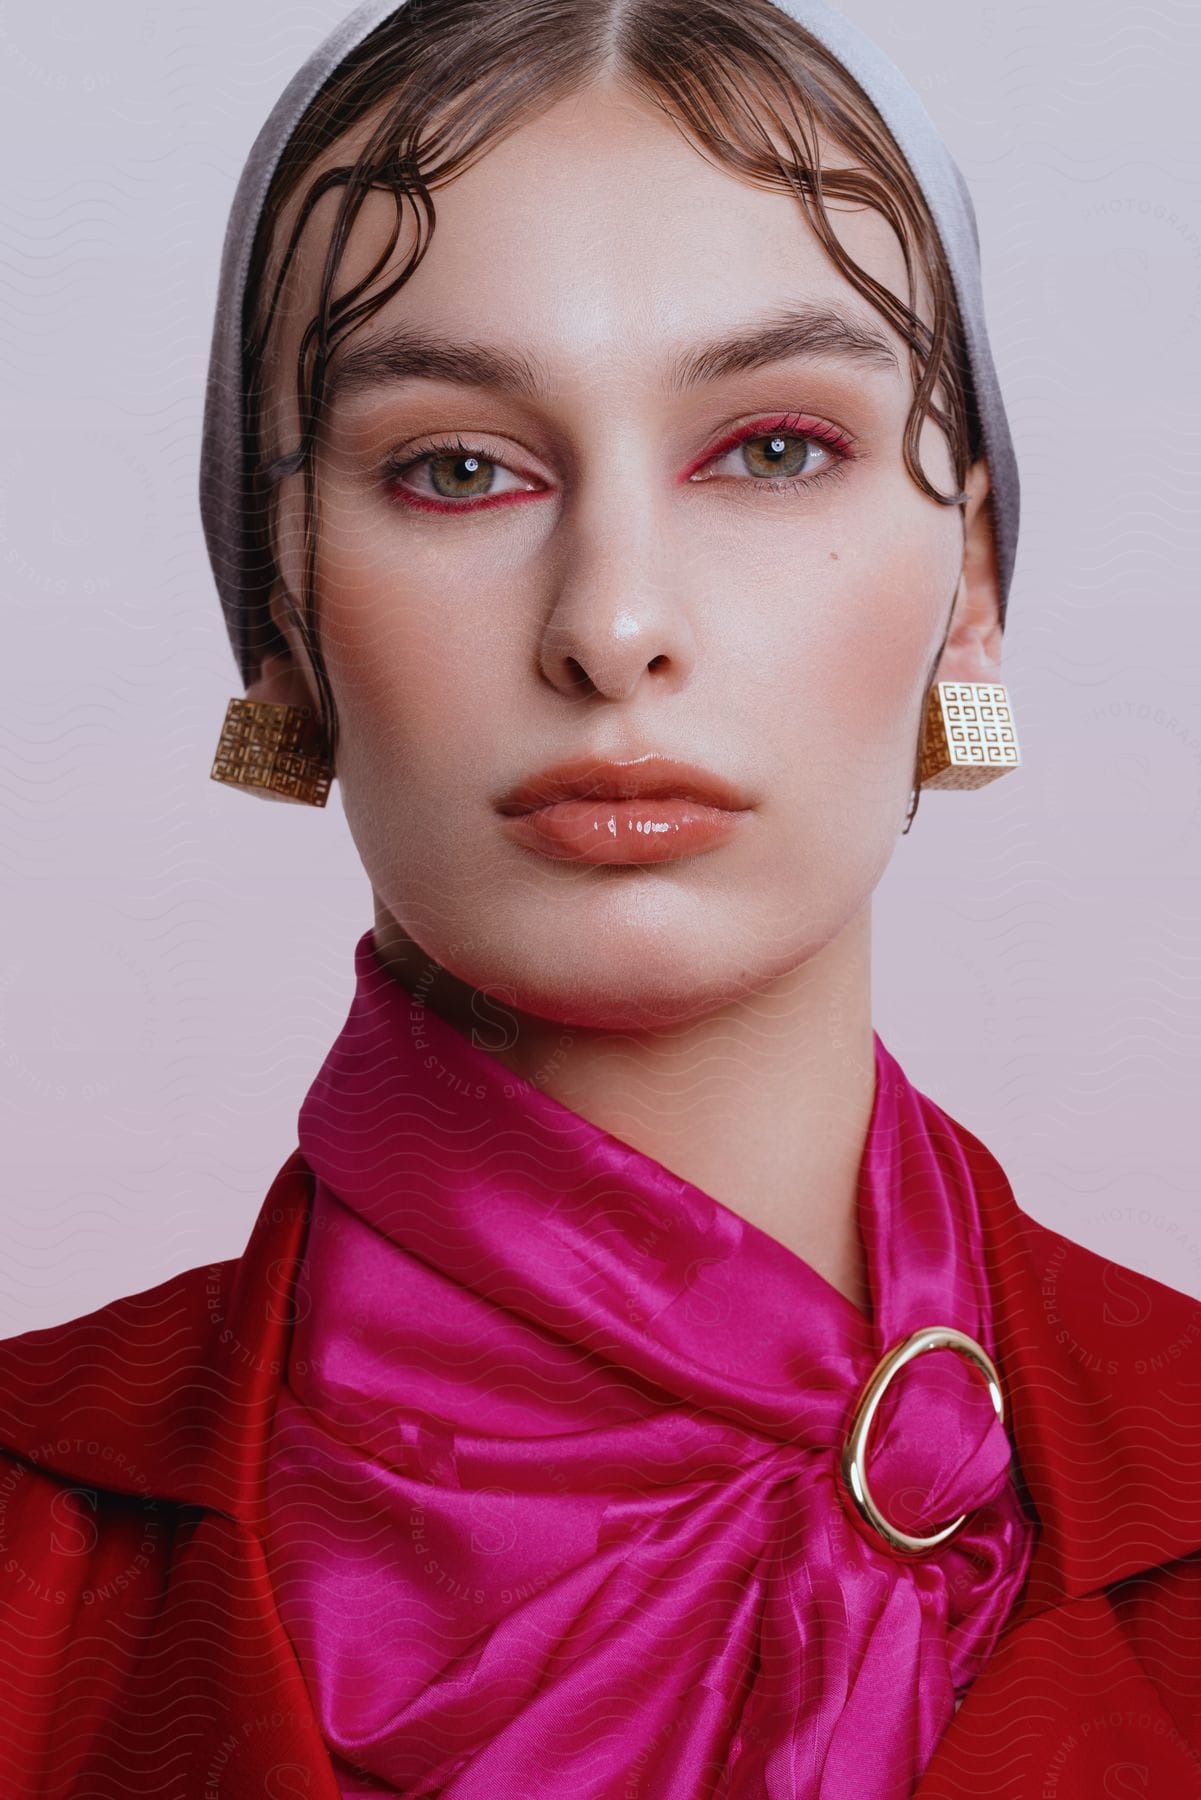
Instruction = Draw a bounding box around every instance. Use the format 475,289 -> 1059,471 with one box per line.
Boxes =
324,303 -> 901,410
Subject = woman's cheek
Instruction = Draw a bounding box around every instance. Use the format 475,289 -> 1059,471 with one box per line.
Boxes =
834,534 -> 954,745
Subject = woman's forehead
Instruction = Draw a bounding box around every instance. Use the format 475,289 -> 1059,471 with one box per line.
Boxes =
260,83 -> 928,398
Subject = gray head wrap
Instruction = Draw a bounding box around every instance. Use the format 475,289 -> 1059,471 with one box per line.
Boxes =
199,0 -> 1019,688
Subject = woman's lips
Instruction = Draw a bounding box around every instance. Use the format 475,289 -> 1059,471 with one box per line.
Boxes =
495,754 -> 755,865
500,795 -> 750,864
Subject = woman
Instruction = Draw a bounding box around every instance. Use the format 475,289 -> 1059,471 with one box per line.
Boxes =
2,0 -> 1200,1795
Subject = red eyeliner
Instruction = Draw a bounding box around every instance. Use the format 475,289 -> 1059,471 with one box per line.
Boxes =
680,413 -> 855,481
383,411 -> 855,513
381,482 -> 536,518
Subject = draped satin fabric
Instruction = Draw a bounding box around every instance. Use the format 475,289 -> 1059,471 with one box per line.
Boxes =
261,930 -> 1038,1797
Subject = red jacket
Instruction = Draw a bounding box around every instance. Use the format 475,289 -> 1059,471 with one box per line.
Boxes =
2,1140 -> 1201,1798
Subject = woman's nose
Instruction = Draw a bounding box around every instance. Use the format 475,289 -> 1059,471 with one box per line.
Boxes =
536,475 -> 699,702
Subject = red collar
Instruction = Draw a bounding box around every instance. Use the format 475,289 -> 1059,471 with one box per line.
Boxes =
2,1128 -> 1200,1630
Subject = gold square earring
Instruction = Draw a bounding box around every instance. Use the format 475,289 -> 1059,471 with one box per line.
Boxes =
918,680 -> 1020,790
210,697 -> 334,808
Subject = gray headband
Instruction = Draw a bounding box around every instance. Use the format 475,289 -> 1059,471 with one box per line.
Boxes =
199,0 -> 1019,688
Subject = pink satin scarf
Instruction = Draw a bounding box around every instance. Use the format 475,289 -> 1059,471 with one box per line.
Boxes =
261,929 -> 1038,1797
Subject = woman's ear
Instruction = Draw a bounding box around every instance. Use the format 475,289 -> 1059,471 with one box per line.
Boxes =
243,648 -> 316,710
243,581 -> 321,711
936,457 -> 1004,682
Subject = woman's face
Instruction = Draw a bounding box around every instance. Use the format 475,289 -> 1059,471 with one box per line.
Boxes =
259,80 -> 999,1030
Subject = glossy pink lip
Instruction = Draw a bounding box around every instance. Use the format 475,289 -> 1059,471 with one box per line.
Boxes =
495,754 -> 755,865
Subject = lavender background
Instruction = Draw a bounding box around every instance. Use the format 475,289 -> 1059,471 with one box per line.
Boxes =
2,0 -> 1199,1334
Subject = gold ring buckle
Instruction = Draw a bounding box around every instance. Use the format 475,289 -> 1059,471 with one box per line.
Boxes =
838,1325 -> 1005,1556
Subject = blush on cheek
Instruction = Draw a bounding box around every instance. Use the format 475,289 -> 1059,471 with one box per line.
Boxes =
315,557 -> 445,714
831,534 -> 952,746
843,636 -> 927,756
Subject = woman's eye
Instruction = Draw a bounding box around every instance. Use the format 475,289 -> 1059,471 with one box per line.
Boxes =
383,438 -> 538,506
697,425 -> 846,489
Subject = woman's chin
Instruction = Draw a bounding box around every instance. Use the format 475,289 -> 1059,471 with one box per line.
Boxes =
434,937 -> 784,1034
376,868 -> 818,1033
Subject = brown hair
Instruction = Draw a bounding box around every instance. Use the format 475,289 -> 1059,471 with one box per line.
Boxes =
243,0 -> 978,825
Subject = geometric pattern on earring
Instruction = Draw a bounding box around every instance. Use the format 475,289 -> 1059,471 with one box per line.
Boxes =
209,697 -> 333,808
918,680 -> 1021,790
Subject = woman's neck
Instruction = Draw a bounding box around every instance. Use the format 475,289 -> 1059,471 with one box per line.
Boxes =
370,902 -> 877,1316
